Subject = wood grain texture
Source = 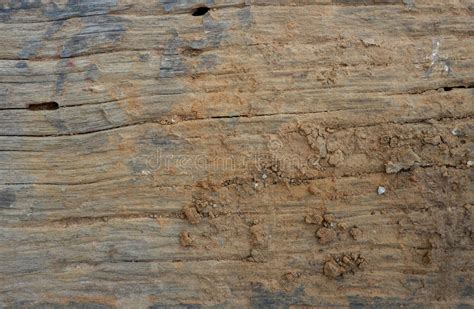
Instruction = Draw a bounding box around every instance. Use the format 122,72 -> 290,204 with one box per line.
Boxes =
0,1 -> 473,308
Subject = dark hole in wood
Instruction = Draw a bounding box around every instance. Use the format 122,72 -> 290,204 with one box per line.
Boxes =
441,84 -> 473,92
192,6 -> 210,16
27,102 -> 59,111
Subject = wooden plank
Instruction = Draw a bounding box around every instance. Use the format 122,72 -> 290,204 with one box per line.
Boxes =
0,3 -> 472,136
0,1 -> 473,308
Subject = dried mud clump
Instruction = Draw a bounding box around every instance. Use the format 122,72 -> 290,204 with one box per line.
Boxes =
349,226 -> 363,240
323,259 -> 345,278
194,198 -> 228,219
305,212 -> 363,245
183,205 -> 201,225
180,231 -> 194,247
305,213 -> 323,225
299,123 -> 328,160
328,149 -> 344,167
323,253 -> 366,279
306,212 -> 341,245
296,122 -> 349,170
182,198 -> 229,225
254,157 -> 284,186
322,214 -> 336,227
316,227 -> 337,245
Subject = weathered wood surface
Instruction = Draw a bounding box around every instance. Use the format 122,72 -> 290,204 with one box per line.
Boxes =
0,0 -> 473,308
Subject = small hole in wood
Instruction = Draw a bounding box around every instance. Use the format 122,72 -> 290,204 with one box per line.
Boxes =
27,102 -> 59,111
192,6 -> 210,16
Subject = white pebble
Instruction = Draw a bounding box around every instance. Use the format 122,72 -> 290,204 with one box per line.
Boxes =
377,186 -> 386,195
451,128 -> 462,136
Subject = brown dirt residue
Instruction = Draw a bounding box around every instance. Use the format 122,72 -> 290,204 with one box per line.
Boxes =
179,231 -> 194,247
316,227 -> 337,245
324,253 -> 367,279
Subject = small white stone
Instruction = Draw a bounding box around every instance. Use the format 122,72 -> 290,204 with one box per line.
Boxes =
377,186 -> 386,195
262,173 -> 267,180
467,161 -> 473,167
444,64 -> 450,73
451,128 -> 462,136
